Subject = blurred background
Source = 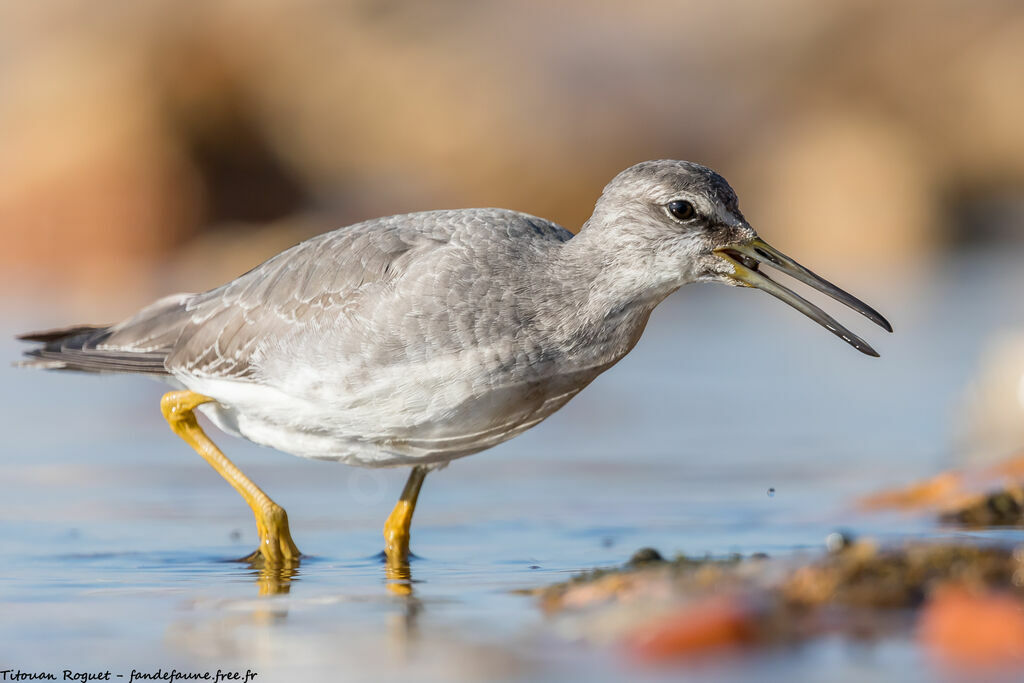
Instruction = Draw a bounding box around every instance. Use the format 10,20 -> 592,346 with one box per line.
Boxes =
3,0 -> 1024,305
3,1 -> 1024,680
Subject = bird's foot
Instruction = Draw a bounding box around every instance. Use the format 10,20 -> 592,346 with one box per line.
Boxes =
382,504 -> 416,595
242,503 -> 302,568
383,500 -> 414,565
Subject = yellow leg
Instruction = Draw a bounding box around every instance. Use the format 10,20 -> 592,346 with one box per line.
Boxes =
383,466 -> 428,565
160,390 -> 300,567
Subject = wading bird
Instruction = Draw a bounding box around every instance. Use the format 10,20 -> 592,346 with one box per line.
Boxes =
18,160 -> 891,569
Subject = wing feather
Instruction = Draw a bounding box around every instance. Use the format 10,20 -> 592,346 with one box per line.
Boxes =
166,215 -> 455,379
19,209 -> 571,381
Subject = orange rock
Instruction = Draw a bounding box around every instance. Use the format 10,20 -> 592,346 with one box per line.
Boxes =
859,471 -> 964,511
918,585 -> 1024,667
625,596 -> 758,662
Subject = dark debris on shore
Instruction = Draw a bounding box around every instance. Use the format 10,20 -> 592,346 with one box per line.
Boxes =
530,537 -> 1024,667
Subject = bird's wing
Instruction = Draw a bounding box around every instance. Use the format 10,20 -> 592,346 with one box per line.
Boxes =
19,209 -> 569,380
163,213 -> 459,380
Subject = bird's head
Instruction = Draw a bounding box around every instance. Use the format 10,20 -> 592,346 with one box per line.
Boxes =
586,159 -> 892,355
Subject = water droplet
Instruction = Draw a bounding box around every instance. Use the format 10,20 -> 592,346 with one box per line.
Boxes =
767,487 -> 775,497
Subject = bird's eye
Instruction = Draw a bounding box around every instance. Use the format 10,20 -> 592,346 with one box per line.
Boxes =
667,200 -> 695,221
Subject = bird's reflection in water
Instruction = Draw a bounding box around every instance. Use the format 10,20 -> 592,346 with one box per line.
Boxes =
166,550 -> 523,679
385,558 -> 415,596
250,558 -> 300,597
241,557 -> 300,627
168,553 -> 425,668
385,559 -> 423,660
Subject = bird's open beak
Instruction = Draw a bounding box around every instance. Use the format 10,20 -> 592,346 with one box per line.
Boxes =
714,238 -> 893,357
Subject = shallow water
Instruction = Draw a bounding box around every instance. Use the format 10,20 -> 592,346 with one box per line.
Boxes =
3,246 -> 1024,681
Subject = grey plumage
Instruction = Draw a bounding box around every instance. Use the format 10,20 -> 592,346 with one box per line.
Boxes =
17,160 -> 889,467
18,322 -> 172,374
22,208 -> 574,377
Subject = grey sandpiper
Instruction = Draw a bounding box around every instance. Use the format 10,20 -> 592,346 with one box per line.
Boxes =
17,160 -> 892,571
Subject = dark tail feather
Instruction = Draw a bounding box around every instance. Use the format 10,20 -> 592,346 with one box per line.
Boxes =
17,325 -> 108,343
16,324 -> 170,375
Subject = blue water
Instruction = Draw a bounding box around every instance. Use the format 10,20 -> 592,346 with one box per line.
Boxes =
2,246 -> 1023,681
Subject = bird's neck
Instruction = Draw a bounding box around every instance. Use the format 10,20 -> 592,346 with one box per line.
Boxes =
543,227 -> 678,363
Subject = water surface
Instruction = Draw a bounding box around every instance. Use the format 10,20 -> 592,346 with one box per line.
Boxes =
3,247 -> 1024,681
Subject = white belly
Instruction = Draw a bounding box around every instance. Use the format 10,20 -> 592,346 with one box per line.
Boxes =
178,356 -> 595,467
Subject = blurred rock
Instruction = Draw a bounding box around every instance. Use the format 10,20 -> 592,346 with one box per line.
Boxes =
625,596 -> 758,662
536,541 -> 1024,665
959,331 -> 1024,465
941,487 -> 1024,527
919,585 -> 1024,668
2,0 -> 1024,309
